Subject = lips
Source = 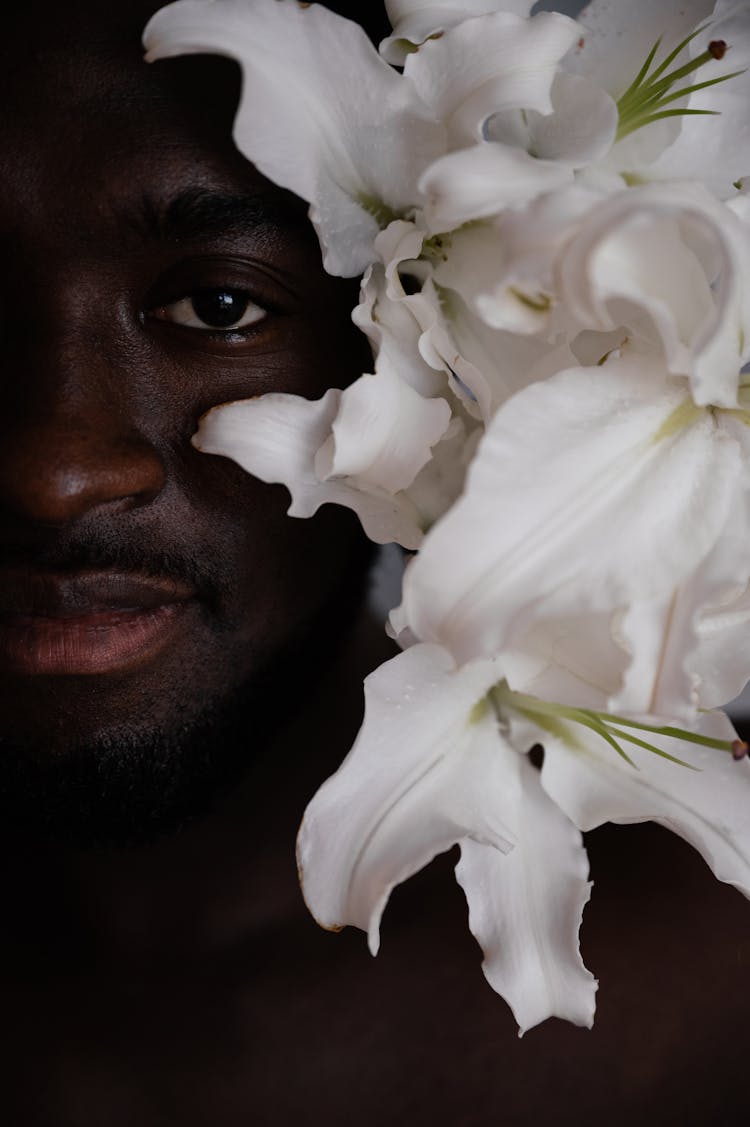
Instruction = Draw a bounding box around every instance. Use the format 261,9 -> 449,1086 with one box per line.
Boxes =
0,570 -> 197,676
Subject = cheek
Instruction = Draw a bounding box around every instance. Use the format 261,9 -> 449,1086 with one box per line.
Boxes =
180,449 -> 370,687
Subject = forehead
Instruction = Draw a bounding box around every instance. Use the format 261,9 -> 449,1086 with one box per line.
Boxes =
1,6 -> 242,186
0,4 -> 320,269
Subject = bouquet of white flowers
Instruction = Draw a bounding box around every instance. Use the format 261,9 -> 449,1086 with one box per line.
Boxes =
145,0 -> 750,1033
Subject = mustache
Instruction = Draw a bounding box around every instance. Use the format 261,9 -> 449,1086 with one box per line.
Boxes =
0,525 -> 222,605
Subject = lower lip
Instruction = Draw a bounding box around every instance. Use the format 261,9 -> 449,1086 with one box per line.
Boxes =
0,605 -> 189,676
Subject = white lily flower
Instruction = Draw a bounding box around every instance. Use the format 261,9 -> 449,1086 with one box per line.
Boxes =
373,217 -> 580,423
144,0 -> 444,276
298,642 -> 597,1033
571,0 -> 750,195
418,0 -> 750,228
395,353 -> 750,664
553,182 -> 750,408
444,181 -> 750,409
380,0 -> 535,65
299,638 -> 750,1031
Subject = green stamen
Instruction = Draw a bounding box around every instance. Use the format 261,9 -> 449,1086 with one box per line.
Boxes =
722,408 -> 750,428
508,286 -> 552,313
651,399 -> 704,443
469,697 -> 489,725
356,193 -> 401,229
491,682 -> 741,770
616,28 -> 745,142
421,233 -> 452,262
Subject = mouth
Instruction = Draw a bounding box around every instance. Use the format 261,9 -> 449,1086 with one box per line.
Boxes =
0,570 -> 197,676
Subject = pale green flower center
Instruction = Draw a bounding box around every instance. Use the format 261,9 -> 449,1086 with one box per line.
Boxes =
616,27 -> 745,142
421,232 -> 452,263
651,398 -> 705,442
489,680 -> 746,768
652,384 -> 750,444
507,286 -> 552,313
356,193 -> 402,229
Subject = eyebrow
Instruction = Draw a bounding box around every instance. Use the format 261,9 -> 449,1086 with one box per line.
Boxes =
135,187 -> 309,243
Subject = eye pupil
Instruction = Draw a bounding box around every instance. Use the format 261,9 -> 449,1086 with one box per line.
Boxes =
192,290 -> 248,328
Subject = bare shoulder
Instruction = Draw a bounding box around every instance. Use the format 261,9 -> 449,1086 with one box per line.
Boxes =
260,823 -> 750,1126
1,828 -> 746,1126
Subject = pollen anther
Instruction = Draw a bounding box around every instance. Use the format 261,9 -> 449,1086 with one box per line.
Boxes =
731,739 -> 749,761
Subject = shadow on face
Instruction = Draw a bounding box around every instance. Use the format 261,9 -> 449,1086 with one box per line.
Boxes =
0,1 -> 376,835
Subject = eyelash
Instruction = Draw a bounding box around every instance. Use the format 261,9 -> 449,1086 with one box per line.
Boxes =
148,287 -> 269,335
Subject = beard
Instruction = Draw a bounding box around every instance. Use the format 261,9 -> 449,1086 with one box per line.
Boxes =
0,540 -> 375,852
0,678 -> 267,851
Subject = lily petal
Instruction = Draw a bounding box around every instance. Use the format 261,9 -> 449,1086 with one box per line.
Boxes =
556,183 -> 750,408
614,468 -> 750,718
314,360 -> 452,494
420,141 -> 574,229
689,461 -> 750,709
381,1 -> 535,64
144,0 -> 443,276
540,707 -> 750,899
434,285 -> 579,421
374,223 -> 494,418
404,9 -> 579,146
470,182 -> 750,406
464,185 -> 596,335
456,754 -> 596,1034
297,644 -> 515,954
486,72 -> 618,168
353,261 -> 447,400
501,610 -> 630,711
404,413 -> 480,532
194,391 -> 426,548
397,357 -> 744,664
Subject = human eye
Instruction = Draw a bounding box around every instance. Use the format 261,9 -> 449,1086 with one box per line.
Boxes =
149,287 -> 267,333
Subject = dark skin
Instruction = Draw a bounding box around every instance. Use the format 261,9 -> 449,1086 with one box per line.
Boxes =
0,2 -> 749,1124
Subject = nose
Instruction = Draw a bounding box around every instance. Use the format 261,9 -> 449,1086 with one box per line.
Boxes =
0,337 -> 167,529
0,420 -> 166,527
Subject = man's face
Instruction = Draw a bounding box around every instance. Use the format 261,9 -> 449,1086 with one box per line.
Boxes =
0,1 -> 371,830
